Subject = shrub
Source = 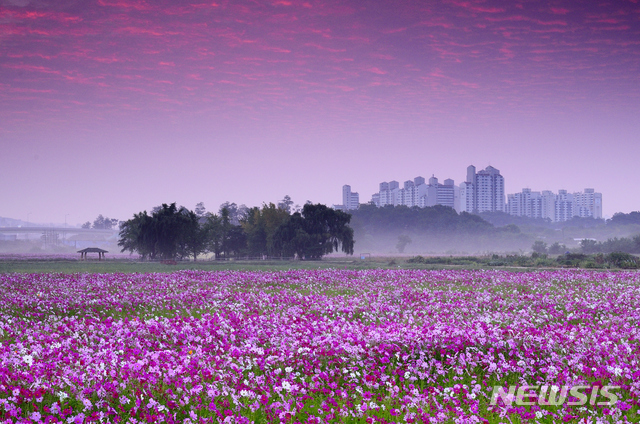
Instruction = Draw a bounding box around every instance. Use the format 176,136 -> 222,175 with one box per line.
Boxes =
605,252 -> 639,269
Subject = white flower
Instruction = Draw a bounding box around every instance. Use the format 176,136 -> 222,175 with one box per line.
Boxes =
404,371 -> 411,379
285,367 -> 293,373
281,381 -> 292,392
535,411 -> 543,419
23,355 -> 34,367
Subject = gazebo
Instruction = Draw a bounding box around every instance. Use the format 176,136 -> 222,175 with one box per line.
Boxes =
78,247 -> 108,261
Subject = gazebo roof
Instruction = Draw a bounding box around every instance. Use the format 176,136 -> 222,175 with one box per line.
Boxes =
77,247 -> 108,253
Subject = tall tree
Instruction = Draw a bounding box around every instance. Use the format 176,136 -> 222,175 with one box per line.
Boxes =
218,202 -> 249,226
277,195 -> 294,213
118,203 -> 205,261
92,215 -> 118,230
176,208 -> 206,261
203,212 -> 223,259
194,202 -> 207,219
118,211 -> 156,260
242,203 -> 291,257
273,203 -> 354,259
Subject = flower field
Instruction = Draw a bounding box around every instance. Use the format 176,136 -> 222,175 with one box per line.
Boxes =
0,269 -> 639,423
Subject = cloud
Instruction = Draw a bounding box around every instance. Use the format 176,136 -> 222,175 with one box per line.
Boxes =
1,0 -> 638,134
366,67 -> 387,75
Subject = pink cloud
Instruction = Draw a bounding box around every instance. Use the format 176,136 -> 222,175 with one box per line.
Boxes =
97,0 -> 151,11
383,27 -> 408,34
119,27 -> 166,36
94,56 -> 122,63
591,25 -> 631,31
450,0 -> 505,14
366,67 -> 387,75
370,53 -> 395,60
304,43 -> 346,52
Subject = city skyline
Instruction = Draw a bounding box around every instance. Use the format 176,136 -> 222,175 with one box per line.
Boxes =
1,0 -> 639,224
347,163 -> 603,218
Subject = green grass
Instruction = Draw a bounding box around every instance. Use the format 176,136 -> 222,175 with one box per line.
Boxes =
0,254 -> 632,274
0,257 -> 485,274
0,259 -> 354,274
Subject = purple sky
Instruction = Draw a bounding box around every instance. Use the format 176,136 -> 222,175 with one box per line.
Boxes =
1,0 -> 639,225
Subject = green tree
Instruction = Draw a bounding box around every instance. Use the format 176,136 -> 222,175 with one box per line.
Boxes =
531,240 -> 548,254
194,202 -> 207,219
203,213 -> 223,259
219,206 -> 232,258
242,203 -> 290,257
277,195 -> 294,213
92,214 -> 118,230
226,225 -> 247,257
396,234 -> 412,253
176,208 -> 207,261
273,203 -> 354,259
118,211 -> 156,260
580,239 -> 600,254
118,203 -> 204,261
548,242 -> 566,255
205,206 -> 248,259
633,235 -> 640,253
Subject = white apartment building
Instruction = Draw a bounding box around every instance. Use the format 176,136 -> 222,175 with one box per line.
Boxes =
574,188 -> 603,219
333,185 -> 360,211
475,166 -> 505,213
372,175 -> 457,209
555,190 -> 573,222
459,165 -> 505,214
459,182 -> 473,213
507,188 -> 603,222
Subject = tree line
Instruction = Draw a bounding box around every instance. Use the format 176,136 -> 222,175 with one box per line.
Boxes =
579,235 -> 640,254
532,235 -> 640,255
82,214 -> 119,230
346,203 -> 533,253
117,199 -> 354,261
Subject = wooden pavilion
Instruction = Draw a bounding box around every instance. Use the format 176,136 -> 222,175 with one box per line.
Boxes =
78,247 -> 108,260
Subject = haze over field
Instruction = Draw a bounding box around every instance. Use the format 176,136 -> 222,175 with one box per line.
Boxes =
1,0 -> 639,225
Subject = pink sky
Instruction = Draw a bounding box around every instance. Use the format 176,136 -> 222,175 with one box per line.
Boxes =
1,0 -> 639,224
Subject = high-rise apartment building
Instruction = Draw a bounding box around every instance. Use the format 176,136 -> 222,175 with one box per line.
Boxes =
574,188 -> 603,219
424,176 -> 456,209
333,185 -> 360,211
475,166 -> 505,213
507,188 -> 603,222
555,190 -> 573,222
459,181 -> 474,214
372,175 -> 456,209
459,165 -> 505,213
